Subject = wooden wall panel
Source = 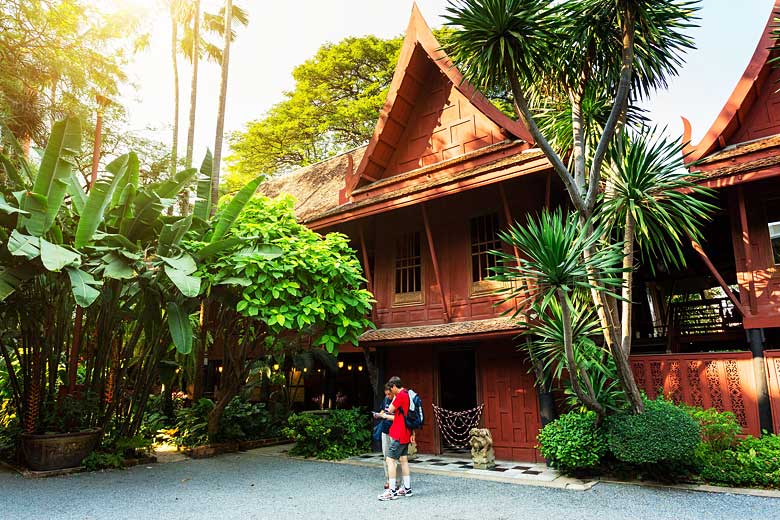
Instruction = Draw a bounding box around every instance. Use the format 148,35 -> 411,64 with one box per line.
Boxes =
370,176 -> 549,330
766,350 -> 780,434
477,344 -> 542,462
730,66 -> 780,145
630,352 -> 761,436
383,346 -> 439,455
729,182 -> 780,328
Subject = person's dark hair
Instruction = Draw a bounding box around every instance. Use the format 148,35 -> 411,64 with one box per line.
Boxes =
387,376 -> 402,389
384,383 -> 392,392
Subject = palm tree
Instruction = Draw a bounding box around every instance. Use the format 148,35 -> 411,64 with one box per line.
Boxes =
168,0 -> 183,180
184,0 -> 200,170
443,0 -> 700,413
211,0 -> 234,215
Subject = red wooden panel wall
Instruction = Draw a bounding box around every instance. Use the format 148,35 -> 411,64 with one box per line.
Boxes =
766,350 -> 780,433
630,352 -> 761,436
478,344 -> 541,462
384,346 -> 440,455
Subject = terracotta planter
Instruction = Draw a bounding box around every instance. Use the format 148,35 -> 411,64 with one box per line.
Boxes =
20,428 -> 103,471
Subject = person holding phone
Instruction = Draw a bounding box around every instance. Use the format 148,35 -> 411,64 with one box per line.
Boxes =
372,384 -> 395,490
376,376 -> 413,501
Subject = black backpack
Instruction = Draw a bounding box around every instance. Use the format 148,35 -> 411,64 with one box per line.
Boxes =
401,389 -> 424,430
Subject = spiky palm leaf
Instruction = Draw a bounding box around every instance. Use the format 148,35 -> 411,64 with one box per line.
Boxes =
601,127 -> 717,271
492,208 -> 624,312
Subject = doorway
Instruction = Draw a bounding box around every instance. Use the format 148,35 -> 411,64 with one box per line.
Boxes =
438,347 -> 478,453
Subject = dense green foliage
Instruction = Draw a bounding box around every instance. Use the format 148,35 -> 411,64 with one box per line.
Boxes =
697,435 -> 780,488
165,397 -> 277,447
605,398 -> 700,466
537,411 -> 607,473
684,406 -> 742,453
283,409 -> 371,460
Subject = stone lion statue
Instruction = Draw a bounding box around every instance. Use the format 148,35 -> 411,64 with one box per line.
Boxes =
469,427 -> 495,469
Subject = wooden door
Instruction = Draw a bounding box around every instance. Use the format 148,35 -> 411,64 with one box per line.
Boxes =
478,344 -> 541,462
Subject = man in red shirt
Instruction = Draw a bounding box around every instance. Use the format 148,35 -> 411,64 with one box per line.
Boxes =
376,376 -> 414,500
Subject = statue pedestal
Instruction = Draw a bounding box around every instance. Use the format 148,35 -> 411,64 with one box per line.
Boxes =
472,461 -> 495,470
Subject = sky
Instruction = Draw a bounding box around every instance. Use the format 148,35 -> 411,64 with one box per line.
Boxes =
118,0 -> 776,171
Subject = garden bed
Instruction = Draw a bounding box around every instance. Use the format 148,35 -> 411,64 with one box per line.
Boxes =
0,455 -> 157,479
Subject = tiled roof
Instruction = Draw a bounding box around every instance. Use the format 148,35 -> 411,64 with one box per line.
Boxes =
256,146 -> 366,222
358,317 -> 523,343
697,134 -> 780,165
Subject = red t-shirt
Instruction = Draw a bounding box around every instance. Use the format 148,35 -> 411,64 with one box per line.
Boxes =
389,389 -> 411,444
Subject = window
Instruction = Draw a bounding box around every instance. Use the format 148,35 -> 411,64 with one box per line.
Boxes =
470,213 -> 502,285
768,201 -> 780,265
470,213 -> 504,296
393,232 -> 423,305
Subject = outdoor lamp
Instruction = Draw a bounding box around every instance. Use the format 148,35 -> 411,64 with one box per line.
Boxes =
347,365 -> 353,371
338,361 -> 344,369
303,367 -> 308,373
273,363 -> 280,371
218,366 -> 223,373
357,365 -> 363,372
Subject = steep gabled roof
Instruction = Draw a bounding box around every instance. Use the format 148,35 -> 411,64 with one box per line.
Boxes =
344,4 -> 532,198
684,0 -> 780,163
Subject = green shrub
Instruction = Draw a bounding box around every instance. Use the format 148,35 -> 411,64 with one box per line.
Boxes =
0,400 -> 19,462
605,397 -> 700,466
282,408 -> 371,460
221,398 -> 271,441
682,406 -> 741,452
699,434 -> 780,488
172,398 -> 214,447
82,451 -> 124,471
537,411 -> 607,473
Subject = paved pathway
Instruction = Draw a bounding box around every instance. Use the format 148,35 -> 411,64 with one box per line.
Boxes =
1,450 -> 778,520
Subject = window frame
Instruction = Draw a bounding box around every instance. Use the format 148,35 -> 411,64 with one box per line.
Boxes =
392,230 -> 424,306
468,212 -> 505,297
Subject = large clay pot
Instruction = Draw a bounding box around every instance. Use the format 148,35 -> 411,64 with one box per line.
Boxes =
20,428 -> 103,471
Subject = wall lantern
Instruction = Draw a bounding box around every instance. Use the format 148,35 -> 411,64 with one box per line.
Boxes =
357,365 -> 363,372
303,367 -> 308,373
338,361 -> 345,369
347,365 -> 353,371
217,366 -> 223,373
273,363 -> 280,371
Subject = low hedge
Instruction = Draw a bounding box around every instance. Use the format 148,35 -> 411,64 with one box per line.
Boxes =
698,434 -> 780,488
605,397 -> 700,466
282,408 -> 371,460
537,411 -> 607,473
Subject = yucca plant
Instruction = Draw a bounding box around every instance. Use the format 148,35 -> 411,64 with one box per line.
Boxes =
493,209 -> 624,415
444,0 -> 702,413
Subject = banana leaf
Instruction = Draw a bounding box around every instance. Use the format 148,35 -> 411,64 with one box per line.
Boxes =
122,188 -> 163,241
22,117 -> 81,236
166,301 -> 193,355
211,173 -> 264,242
7,230 -> 40,259
192,150 -> 213,221
157,215 -> 192,257
74,154 -> 132,248
110,152 -> 139,208
0,194 -> 29,216
102,252 -> 135,280
40,238 -> 80,272
66,171 -> 86,214
154,167 -> 197,199
66,267 -> 102,307
164,265 -> 200,297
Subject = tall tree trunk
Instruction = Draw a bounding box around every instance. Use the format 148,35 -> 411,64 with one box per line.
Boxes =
185,0 -> 200,168
170,7 -> 180,181
617,213 -> 645,413
210,0 -> 233,216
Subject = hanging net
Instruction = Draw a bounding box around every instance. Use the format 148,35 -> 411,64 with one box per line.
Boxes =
432,403 -> 484,449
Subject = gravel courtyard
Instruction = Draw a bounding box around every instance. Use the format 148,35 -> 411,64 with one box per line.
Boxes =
2,451 -> 778,520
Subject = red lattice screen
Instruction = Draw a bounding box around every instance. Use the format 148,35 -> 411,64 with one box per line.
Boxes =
766,350 -> 780,434
630,352 -> 761,436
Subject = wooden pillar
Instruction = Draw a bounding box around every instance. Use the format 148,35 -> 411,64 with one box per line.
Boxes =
421,204 -> 451,322
748,328 -> 774,434
737,186 -> 758,314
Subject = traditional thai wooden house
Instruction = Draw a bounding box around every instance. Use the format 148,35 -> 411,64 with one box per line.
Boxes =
255,2 -> 780,460
628,0 -> 780,436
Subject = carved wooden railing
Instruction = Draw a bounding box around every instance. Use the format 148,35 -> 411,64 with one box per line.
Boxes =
766,350 -> 780,434
668,297 -> 742,336
630,352 -> 761,436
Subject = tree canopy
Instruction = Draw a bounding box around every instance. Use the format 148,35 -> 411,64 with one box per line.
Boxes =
225,35 -> 402,189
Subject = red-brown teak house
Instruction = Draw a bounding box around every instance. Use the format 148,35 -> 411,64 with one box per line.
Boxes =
259,5 -> 558,462
628,0 -> 780,435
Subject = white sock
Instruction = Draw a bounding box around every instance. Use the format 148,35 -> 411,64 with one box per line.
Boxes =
389,478 -> 396,490
403,476 -> 411,489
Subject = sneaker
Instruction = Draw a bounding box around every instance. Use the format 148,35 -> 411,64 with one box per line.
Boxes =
397,487 -> 413,497
378,488 -> 398,501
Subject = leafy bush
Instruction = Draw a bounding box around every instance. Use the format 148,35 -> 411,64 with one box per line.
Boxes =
537,411 -> 607,473
221,398 -> 271,441
282,408 -> 371,460
682,406 -> 741,453
171,398 -> 214,447
605,397 -> 700,466
0,400 -> 19,462
82,451 -> 124,471
698,434 -> 780,488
